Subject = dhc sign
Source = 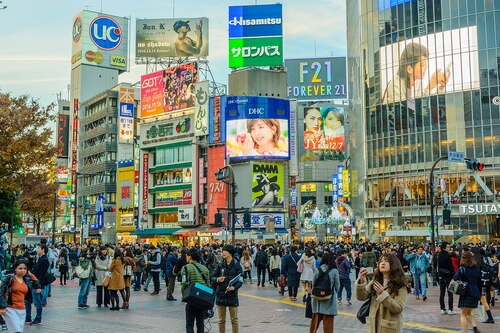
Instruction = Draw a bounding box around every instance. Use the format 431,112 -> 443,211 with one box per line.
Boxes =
89,16 -> 123,50
459,203 -> 500,215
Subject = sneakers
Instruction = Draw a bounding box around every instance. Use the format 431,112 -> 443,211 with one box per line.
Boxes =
447,310 -> 455,315
441,310 -> 447,315
1,324 -> 7,330
347,300 -> 352,306
422,296 -> 427,301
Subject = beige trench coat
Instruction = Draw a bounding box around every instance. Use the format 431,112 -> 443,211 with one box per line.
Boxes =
356,280 -> 408,333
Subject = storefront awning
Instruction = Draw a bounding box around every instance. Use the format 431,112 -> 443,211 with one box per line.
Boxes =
130,228 -> 182,236
173,228 -> 197,236
204,227 -> 222,234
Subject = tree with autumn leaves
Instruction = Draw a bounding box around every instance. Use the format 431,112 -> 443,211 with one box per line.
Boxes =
0,92 -> 59,236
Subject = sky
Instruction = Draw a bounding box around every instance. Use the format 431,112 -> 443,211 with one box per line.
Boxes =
0,0 -> 347,107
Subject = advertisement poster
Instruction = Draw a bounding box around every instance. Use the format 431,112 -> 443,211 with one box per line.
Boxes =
225,96 -> 290,161
164,62 -> 198,113
207,146 -> 227,225
194,81 -> 209,136
119,87 -> 134,142
251,162 -> 284,208
136,18 -> 209,58
380,26 -> 479,105
154,190 -> 192,207
153,168 -> 192,186
228,37 -> 283,68
208,95 -> 226,144
303,105 -> 345,151
57,114 -> 70,158
140,70 -> 165,118
117,161 -> 135,232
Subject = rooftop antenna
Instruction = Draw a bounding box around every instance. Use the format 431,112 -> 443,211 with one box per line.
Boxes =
0,1 -> 7,10
100,0 -> 103,13
172,0 -> 175,18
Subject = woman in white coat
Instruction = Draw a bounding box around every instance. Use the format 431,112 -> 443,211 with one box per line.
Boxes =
300,248 -> 317,302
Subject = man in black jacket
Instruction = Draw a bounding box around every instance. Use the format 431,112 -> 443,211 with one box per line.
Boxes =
26,244 -> 49,325
254,245 -> 268,287
435,242 -> 455,315
211,245 -> 243,333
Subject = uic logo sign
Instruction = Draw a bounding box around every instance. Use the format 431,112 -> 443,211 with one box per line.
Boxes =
89,16 -> 122,51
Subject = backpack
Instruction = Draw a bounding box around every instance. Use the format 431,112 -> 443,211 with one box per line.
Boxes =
255,251 -> 267,267
311,267 -> 333,300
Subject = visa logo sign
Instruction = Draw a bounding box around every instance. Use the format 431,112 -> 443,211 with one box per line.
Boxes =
110,55 -> 126,68
89,16 -> 123,51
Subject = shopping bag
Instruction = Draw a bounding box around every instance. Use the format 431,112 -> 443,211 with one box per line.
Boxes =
471,304 -> 486,322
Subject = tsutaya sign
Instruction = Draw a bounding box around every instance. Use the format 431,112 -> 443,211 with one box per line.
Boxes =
459,203 -> 500,215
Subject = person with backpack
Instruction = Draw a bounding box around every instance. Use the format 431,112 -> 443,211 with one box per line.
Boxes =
478,249 -> 495,324
240,250 -> 253,284
254,246 -> 268,287
309,252 -> 340,333
281,245 -> 302,301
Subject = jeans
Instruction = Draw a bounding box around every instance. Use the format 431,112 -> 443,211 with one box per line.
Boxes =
133,272 -> 142,289
243,270 -> 252,282
78,278 -> 92,306
217,305 -> 238,333
337,278 -> 352,301
439,277 -> 453,311
41,285 -> 50,305
256,266 -> 266,285
185,303 -> 205,333
25,289 -> 43,321
414,273 -> 427,296
144,272 -> 153,289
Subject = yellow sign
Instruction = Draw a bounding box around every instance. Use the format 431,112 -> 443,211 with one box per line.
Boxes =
300,183 -> 317,192
117,163 -> 135,232
110,55 -> 127,68
342,170 -> 350,198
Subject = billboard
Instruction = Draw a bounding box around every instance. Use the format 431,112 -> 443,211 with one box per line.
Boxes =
208,95 -> 226,144
140,70 -> 165,118
229,37 -> 283,68
194,81 -> 209,136
303,105 -> 345,151
142,153 -> 149,220
225,96 -> 290,161
154,190 -> 192,207
71,11 -> 129,72
285,57 -> 347,101
207,146 -> 227,225
235,212 -> 285,229
251,162 -> 284,208
57,114 -> 70,158
153,167 -> 192,187
117,161 -> 135,232
380,26 -> 479,105
140,117 -> 193,148
228,4 -> 283,38
119,87 -> 134,142
164,62 -> 198,112
136,18 -> 209,58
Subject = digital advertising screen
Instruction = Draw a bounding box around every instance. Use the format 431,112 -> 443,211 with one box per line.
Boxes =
225,96 -> 290,161
140,70 -> 165,119
303,105 -> 345,152
251,162 -> 284,208
379,26 -> 479,105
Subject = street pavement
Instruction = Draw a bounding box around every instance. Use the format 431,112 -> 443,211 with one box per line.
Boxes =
20,277 -> 499,333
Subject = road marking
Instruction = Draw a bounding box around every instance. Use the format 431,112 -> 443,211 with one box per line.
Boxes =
239,293 -> 459,333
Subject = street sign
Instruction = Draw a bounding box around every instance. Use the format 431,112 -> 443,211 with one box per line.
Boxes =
448,151 -> 465,163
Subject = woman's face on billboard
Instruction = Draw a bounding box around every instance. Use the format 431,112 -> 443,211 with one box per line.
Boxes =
408,56 -> 428,81
249,120 -> 275,147
304,108 -> 322,132
324,111 -> 341,130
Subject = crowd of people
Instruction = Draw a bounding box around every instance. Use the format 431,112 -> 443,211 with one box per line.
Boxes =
0,239 -> 498,333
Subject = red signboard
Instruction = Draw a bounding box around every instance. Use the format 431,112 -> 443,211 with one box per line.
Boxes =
207,146 -> 227,225
142,153 -> 149,218
71,98 -> 79,194
212,96 -> 221,144
198,157 -> 205,205
154,190 -> 192,207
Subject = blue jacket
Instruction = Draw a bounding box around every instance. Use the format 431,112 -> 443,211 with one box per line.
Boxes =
165,252 -> 179,278
405,253 -> 429,275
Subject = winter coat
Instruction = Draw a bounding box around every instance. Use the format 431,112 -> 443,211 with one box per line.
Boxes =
0,273 -> 41,309
134,255 -> 145,273
32,255 -> 50,287
211,258 -> 243,307
108,258 -> 125,291
165,252 -> 179,278
435,251 -> 454,279
405,253 -> 430,275
453,266 -> 481,299
269,255 -> 281,271
361,251 -> 377,268
356,279 -> 408,333
336,255 -> 352,280
281,252 -> 301,288
299,254 -> 315,282
94,255 -> 112,286
311,265 -> 340,316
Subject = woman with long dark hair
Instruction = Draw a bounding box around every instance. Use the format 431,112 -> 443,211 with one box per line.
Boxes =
356,253 -> 411,333
107,249 -> 125,311
58,248 -> 69,286
121,247 -> 136,309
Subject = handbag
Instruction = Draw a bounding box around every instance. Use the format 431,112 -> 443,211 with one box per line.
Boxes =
75,265 -> 90,279
101,274 -> 111,288
448,279 -> 468,296
472,304 -> 486,322
182,263 -> 215,310
45,272 -> 56,286
356,298 -> 371,324
123,265 -> 132,276
305,294 -> 313,319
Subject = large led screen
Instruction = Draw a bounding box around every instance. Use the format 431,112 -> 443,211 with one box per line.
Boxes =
164,62 -> 198,112
303,105 -> 345,151
225,96 -> 290,161
380,26 -> 479,105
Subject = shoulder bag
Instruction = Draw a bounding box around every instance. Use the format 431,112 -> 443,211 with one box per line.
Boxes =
356,298 -> 371,324
448,267 -> 468,296
182,263 -> 215,310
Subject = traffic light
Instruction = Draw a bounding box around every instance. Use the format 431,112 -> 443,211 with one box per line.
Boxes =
214,213 -> 222,227
443,208 -> 451,225
215,167 -> 229,181
18,226 -> 25,235
429,225 -> 433,234
466,158 -> 485,171
243,212 -> 251,228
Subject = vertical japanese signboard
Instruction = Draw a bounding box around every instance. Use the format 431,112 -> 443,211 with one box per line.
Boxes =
117,160 -> 135,232
119,87 -> 134,142
142,154 -> 149,221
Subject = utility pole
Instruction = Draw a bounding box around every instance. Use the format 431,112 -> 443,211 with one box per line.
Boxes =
429,156 -> 447,251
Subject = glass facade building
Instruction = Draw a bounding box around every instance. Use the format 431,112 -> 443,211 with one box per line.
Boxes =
347,0 -> 500,242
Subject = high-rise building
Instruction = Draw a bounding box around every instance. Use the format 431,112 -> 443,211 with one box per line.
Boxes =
347,0 -> 500,243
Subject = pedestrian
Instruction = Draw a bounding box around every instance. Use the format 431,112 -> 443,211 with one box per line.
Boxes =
148,245 -> 162,295
405,245 -> 430,301
309,252 -> 340,333
356,253 -> 411,333
435,242 -> 455,315
165,246 -> 179,301
478,249 -> 495,324
76,248 -> 93,309
299,248 -> 316,302
0,259 -> 42,333
281,245 -> 302,301
453,250 -> 482,333
181,248 -> 211,333
360,244 -> 378,280
269,249 -> 281,288
94,246 -> 112,308
121,247 -> 136,309
240,250 -> 253,284
26,245 -> 49,325
108,249 -> 125,311
58,247 -> 69,286
335,249 -> 352,306
254,245 -> 268,287
211,245 -> 243,333
133,249 -> 145,291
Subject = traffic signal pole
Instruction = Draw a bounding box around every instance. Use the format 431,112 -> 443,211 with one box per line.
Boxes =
429,156 -> 448,251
